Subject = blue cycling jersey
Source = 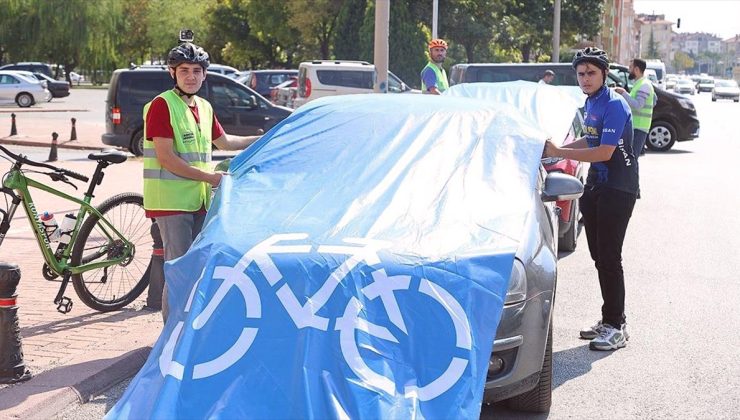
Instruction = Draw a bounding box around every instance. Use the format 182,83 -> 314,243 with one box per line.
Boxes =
583,86 -> 639,194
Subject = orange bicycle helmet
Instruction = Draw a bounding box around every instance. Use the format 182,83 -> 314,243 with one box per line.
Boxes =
428,39 -> 448,50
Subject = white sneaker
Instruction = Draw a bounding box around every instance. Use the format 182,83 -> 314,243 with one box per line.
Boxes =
580,320 -> 630,340
589,324 -> 627,351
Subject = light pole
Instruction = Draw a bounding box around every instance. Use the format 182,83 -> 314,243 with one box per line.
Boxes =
552,0 -> 561,62
433,0 -> 439,39
373,0 -> 390,93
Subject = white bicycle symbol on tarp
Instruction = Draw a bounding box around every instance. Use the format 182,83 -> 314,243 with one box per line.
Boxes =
159,234 -> 473,401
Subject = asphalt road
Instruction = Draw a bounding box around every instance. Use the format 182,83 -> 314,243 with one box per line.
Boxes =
55,91 -> 740,419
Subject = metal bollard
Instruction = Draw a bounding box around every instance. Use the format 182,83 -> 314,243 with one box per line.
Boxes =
47,132 -> 58,162
0,263 -> 32,384
70,118 -> 77,141
145,220 -> 165,311
10,113 -> 17,136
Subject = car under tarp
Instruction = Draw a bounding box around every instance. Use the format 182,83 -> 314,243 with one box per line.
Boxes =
107,94 -> 549,419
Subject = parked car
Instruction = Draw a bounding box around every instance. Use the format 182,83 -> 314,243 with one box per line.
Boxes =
102,68 -> 292,155
665,75 -> 677,90
445,81 -> 586,252
208,64 -> 240,78
449,62 -> 701,152
696,77 -> 715,93
645,69 -> 659,85
0,70 -> 51,107
711,79 -> 739,102
674,78 -> 696,95
270,76 -> 298,106
293,61 -> 416,108
242,70 -> 299,97
609,63 -> 700,152
0,62 -> 53,78
107,93 -> 583,417
31,72 -> 70,98
68,71 -> 84,85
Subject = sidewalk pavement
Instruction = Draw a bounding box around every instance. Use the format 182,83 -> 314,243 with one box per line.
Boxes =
0,113 -> 159,418
0,110 -> 111,152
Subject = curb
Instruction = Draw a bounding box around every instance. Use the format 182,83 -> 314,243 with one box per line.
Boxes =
8,346 -> 151,420
0,109 -> 90,114
0,137 -> 115,151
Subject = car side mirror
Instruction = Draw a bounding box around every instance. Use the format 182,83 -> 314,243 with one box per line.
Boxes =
245,95 -> 258,110
542,172 -> 583,202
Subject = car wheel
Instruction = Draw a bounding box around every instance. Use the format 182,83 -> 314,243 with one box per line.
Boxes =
15,93 -> 34,108
734,99 -> 739,103
558,198 -> 579,252
130,130 -> 145,156
506,319 -> 553,413
712,96 -> 716,102
647,121 -> 677,152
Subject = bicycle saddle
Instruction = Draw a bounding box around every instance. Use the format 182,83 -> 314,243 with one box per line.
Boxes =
88,149 -> 128,164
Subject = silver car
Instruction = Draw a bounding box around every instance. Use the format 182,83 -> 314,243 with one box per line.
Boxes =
0,70 -> 51,107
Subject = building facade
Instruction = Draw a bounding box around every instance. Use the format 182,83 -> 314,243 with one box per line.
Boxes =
636,14 -> 674,70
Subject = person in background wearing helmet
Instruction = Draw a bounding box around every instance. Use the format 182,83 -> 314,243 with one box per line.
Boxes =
143,42 -> 261,319
539,69 -> 556,84
543,47 -> 638,352
614,58 -> 655,157
421,39 -> 449,94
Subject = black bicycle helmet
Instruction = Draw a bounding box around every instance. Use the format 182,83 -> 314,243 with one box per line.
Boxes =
167,42 -> 210,69
572,47 -> 609,71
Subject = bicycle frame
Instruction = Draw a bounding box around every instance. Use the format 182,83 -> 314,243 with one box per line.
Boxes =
1,168 -> 133,276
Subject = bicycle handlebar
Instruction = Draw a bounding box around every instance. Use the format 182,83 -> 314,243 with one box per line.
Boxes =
0,144 -> 90,182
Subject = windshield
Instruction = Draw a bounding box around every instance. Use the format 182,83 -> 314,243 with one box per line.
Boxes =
716,80 -> 738,88
700,79 -> 714,84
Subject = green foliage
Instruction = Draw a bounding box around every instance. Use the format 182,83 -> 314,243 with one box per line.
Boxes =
359,1 -> 427,88
673,51 -> 694,72
333,0 -> 368,60
647,29 -> 660,59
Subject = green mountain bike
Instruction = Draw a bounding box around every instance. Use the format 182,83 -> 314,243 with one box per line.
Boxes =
0,145 -> 152,313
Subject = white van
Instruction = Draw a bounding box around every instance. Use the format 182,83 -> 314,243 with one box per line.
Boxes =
292,60 -> 416,108
645,60 -> 666,87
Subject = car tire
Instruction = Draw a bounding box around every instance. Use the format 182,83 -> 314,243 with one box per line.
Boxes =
558,198 -> 579,252
712,97 -> 716,102
15,93 -> 34,108
734,99 -> 739,103
130,130 -> 145,156
647,121 -> 677,152
506,319 -> 553,413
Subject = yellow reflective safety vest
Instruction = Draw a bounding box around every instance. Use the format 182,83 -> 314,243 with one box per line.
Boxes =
630,77 -> 655,132
143,90 -> 213,211
420,62 -> 449,93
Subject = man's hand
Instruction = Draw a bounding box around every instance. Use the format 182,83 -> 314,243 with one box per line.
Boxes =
543,140 -> 561,158
207,171 -> 226,188
614,87 -> 626,95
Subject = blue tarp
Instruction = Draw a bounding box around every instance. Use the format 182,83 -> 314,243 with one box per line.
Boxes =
445,81 -> 584,144
107,94 -> 548,419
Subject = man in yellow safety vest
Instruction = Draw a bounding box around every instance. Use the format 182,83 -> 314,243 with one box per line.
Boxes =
614,58 -> 655,157
420,39 -> 449,95
143,42 -> 261,319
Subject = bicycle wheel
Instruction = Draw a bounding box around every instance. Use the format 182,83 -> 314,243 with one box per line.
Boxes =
71,193 -> 153,311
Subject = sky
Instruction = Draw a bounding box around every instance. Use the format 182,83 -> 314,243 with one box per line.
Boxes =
634,0 -> 740,40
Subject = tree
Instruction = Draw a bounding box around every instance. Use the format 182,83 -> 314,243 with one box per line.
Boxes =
146,0 -> 212,62
440,0 -> 500,63
672,51 -> 694,73
287,0 -> 343,60
646,29 -> 660,59
359,0 -> 427,88
333,0 -> 368,60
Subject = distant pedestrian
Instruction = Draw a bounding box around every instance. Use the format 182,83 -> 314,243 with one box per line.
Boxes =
421,39 -> 449,95
543,47 -> 638,352
539,69 -> 555,84
614,58 -> 655,157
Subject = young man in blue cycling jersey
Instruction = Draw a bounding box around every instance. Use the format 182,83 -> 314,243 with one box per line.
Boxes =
543,47 -> 639,351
